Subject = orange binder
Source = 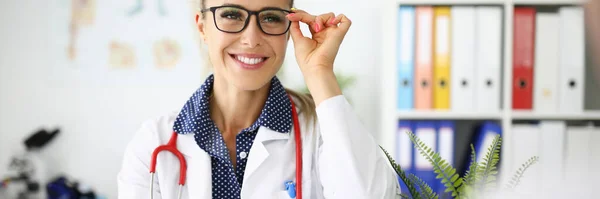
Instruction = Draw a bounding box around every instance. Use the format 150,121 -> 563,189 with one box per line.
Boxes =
414,6 -> 434,110
433,7 -> 451,110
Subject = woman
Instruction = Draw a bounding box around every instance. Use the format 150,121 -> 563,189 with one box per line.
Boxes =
117,0 -> 401,198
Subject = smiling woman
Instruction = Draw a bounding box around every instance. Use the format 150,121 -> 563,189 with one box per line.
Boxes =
116,0 -> 402,198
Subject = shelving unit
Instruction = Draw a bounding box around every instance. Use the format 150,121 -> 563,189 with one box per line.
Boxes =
378,0 -> 593,188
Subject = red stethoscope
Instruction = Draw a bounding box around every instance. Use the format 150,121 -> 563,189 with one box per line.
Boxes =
148,94 -> 303,199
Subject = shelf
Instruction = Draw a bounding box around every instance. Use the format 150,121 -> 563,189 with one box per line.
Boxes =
512,0 -> 585,5
397,111 -> 503,119
395,0 -> 585,4
396,0 -> 505,5
511,111 -> 600,120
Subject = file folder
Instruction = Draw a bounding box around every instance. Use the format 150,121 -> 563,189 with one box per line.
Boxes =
473,121 -> 502,163
433,7 -> 451,110
511,124 -> 541,194
512,7 -> 536,110
538,121 -> 566,198
397,6 -> 416,110
564,125 -> 593,198
414,7 -> 434,110
450,6 -> 476,112
534,12 -> 560,112
396,121 -> 414,193
413,121 -> 438,193
475,6 -> 502,113
558,7 -> 585,113
436,120 -> 455,197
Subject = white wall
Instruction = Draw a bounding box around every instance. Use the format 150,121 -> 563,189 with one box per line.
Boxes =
0,0 -> 385,198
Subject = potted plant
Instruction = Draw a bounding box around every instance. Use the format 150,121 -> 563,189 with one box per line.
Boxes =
380,131 -> 539,199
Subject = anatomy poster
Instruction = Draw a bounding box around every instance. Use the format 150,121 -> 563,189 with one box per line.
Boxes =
68,0 -> 96,60
49,0 -> 207,86
109,40 -> 136,69
153,38 -> 181,69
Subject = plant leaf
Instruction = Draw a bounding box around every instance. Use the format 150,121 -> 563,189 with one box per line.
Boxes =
379,146 -> 422,199
505,156 -> 539,189
475,135 -> 502,192
408,173 -> 439,199
462,144 -> 479,188
407,131 -> 463,197
400,193 -> 413,199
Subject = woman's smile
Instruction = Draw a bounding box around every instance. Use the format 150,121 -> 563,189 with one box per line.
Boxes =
228,53 -> 270,70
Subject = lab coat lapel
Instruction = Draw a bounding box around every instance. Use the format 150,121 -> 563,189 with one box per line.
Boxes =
177,133 -> 212,199
242,127 -> 290,196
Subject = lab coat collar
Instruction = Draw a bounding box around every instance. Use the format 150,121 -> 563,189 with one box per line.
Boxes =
243,126 -> 291,186
176,133 -> 212,198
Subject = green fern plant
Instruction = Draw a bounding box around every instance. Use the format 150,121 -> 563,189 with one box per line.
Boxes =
381,130 -> 539,199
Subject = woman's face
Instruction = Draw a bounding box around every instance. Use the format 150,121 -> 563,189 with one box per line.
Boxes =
197,0 -> 291,91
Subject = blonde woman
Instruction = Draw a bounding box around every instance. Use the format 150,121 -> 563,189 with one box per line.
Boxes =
117,0 -> 400,198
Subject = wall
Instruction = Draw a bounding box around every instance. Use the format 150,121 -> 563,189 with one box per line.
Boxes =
0,0 -> 385,198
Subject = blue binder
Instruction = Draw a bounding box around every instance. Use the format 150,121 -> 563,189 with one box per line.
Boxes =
412,121 -> 438,193
397,6 -> 415,110
435,121 -> 456,198
396,121 -> 414,193
473,121 -> 502,164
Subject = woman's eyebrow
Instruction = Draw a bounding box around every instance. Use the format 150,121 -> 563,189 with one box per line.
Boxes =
220,3 -> 287,11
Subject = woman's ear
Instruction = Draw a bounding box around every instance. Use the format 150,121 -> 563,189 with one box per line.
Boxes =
196,13 -> 208,43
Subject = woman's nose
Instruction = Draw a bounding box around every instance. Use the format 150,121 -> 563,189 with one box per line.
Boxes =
240,16 -> 263,48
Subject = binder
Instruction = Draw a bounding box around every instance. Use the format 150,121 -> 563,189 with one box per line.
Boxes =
396,121 -> 414,193
414,7 -> 434,110
512,7 -> 536,110
433,7 -> 451,110
534,12 -> 560,113
538,121 -> 566,198
436,121 -> 455,196
473,121 -> 502,163
397,6 -> 416,110
590,126 -> 600,189
564,125 -> 593,197
450,6 -> 476,112
511,124 -> 541,195
558,7 -> 585,113
475,6 -> 502,113
413,121 -> 438,193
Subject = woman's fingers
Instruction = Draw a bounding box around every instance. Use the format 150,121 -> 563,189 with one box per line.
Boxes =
287,9 -> 337,33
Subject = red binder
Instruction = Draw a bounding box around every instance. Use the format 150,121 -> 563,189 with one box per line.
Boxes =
512,7 -> 536,110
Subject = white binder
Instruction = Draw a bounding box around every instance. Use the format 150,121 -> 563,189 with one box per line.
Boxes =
475,6 -> 502,113
591,126 -> 600,188
534,12 -> 560,113
511,124 -> 541,195
564,125 -> 593,198
538,121 -> 566,198
450,6 -> 476,112
558,7 -> 585,113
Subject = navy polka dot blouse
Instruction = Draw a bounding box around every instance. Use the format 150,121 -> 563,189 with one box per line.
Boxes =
172,74 -> 292,198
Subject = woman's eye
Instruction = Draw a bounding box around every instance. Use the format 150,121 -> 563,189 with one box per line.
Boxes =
220,11 -> 243,20
262,15 -> 282,23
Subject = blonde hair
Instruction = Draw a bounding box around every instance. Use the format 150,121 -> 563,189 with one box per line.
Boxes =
285,88 -> 317,125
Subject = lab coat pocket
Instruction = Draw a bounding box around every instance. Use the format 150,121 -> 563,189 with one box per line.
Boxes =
278,190 -> 294,199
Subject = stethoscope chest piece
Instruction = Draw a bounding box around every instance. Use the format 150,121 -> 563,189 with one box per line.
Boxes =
284,180 -> 297,198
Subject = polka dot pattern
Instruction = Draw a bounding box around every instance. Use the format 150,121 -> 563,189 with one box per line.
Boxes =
173,74 -> 292,198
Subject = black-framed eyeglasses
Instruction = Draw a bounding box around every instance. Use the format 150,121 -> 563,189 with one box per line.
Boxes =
201,5 -> 293,36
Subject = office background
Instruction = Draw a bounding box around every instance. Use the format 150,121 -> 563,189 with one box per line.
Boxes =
0,0 -> 598,198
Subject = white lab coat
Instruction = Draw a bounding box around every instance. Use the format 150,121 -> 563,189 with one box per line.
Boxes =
117,95 -> 401,199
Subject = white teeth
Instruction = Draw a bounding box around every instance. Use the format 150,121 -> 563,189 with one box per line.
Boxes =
236,55 -> 264,65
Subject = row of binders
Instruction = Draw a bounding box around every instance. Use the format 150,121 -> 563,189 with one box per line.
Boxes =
512,6 -> 586,113
396,5 -> 587,113
511,122 -> 600,197
396,6 -> 503,112
395,120 -> 502,196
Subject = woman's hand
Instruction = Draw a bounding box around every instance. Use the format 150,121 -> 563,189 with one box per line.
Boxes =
286,9 -> 352,106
